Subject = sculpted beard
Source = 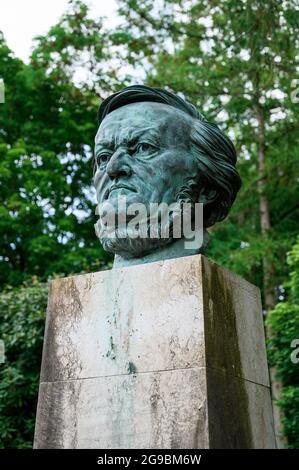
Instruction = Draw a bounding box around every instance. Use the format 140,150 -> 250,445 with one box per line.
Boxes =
95,179 -> 199,259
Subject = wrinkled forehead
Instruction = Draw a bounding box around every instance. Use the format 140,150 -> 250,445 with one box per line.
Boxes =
95,101 -> 192,146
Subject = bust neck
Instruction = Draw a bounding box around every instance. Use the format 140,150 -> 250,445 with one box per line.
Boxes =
113,229 -> 210,268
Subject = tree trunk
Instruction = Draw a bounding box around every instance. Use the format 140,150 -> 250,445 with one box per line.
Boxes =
256,105 -> 287,448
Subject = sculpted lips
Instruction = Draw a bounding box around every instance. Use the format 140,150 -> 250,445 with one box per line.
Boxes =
109,183 -> 137,194
103,183 -> 137,200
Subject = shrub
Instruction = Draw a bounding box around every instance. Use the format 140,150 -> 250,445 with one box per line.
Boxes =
267,237 -> 299,448
0,279 -> 47,448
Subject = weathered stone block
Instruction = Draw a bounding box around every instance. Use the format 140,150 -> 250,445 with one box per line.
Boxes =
34,255 -> 275,448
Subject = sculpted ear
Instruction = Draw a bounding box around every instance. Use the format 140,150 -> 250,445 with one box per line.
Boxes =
198,187 -> 220,228
197,186 -> 231,228
198,188 -> 218,205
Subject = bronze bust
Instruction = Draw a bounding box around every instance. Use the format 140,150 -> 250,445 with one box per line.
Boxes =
94,85 -> 241,267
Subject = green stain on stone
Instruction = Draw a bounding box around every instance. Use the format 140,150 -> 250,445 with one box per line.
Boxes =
106,336 -> 116,360
202,257 -> 253,448
127,361 -> 137,374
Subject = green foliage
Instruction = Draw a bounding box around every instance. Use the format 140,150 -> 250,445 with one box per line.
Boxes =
288,238 -> 299,304
116,0 -> 299,302
277,386 -> 299,449
267,237 -> 299,448
267,303 -> 299,386
0,1 -> 113,287
0,280 -> 47,448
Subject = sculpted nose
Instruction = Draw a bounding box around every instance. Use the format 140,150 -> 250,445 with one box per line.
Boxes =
106,148 -> 132,179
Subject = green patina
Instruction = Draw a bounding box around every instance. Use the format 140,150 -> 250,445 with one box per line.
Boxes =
202,257 -> 253,448
127,361 -> 137,374
106,336 -> 116,360
93,85 -> 241,268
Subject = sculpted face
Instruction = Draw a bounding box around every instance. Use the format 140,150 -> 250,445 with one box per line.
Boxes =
94,101 -> 200,258
94,102 -> 198,206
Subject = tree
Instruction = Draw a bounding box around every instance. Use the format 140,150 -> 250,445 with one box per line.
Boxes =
267,237 -> 299,448
0,1 -> 115,288
115,0 -> 299,304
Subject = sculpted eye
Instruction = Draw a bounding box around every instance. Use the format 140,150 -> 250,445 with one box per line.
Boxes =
96,153 -> 109,167
136,142 -> 156,153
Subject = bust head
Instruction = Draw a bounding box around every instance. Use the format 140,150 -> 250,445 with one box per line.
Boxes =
93,85 -> 241,266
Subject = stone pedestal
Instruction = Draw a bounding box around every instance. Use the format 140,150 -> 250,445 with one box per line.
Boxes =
34,255 -> 275,449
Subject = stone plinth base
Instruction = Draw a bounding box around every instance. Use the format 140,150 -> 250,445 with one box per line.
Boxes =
34,255 -> 275,449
